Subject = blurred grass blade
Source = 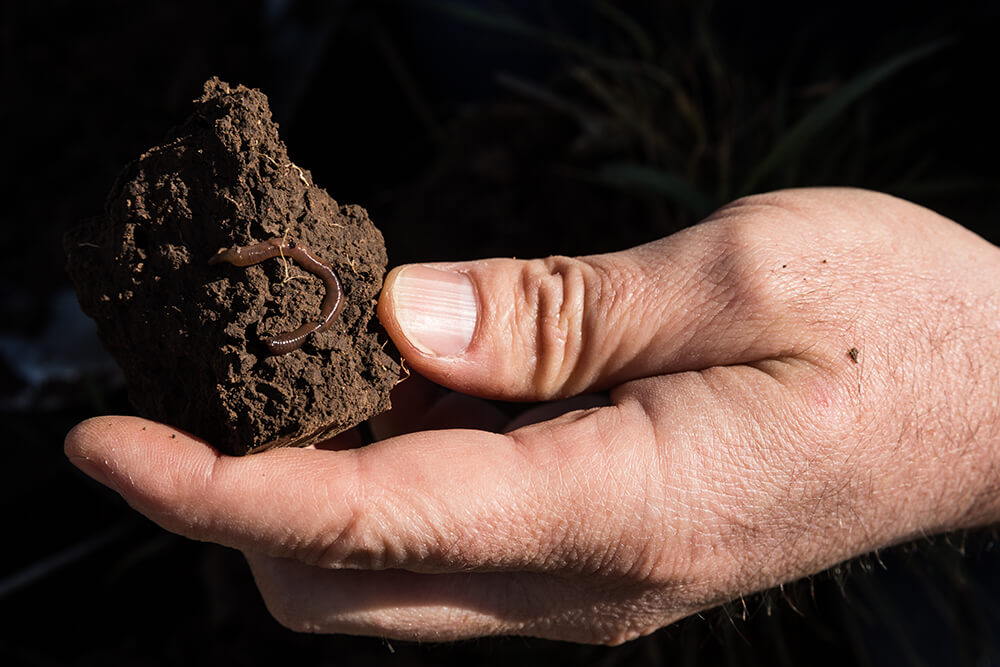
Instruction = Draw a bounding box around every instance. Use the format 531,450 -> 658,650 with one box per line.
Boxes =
0,521 -> 131,600
592,0 -> 654,60
419,0 -> 546,41
600,162 -> 713,217
569,67 -> 664,151
497,72 -> 603,136
740,38 -> 952,195
421,0 -> 619,67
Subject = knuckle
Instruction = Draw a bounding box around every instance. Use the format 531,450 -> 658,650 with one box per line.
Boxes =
518,256 -> 590,398
698,209 -> 795,325
704,188 -> 947,350
516,255 -> 639,398
313,475 -> 396,570
696,190 -> 867,336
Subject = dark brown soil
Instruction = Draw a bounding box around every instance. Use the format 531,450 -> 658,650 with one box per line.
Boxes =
65,78 -> 399,456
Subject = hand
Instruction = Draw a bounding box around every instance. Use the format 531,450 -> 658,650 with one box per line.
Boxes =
66,188 -> 1000,644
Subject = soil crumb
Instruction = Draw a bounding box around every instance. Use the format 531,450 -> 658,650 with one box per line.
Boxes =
65,77 -> 400,455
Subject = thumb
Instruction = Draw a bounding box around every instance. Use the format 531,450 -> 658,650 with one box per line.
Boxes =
377,203 -> 813,401
378,255 -> 638,401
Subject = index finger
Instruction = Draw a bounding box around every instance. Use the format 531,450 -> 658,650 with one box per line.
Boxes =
64,410 -> 653,574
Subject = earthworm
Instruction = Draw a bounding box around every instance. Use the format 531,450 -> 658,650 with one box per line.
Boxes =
209,238 -> 344,354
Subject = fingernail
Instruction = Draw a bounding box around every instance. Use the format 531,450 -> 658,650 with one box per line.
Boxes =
69,456 -> 120,494
391,266 -> 477,357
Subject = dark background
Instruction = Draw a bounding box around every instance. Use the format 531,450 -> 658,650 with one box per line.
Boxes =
2,1 -> 1000,664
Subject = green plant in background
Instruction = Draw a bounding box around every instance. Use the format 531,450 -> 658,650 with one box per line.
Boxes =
421,0 -> 988,231
736,38 -> 950,196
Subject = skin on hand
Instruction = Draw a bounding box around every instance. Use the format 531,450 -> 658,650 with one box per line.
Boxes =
65,188 -> 1000,644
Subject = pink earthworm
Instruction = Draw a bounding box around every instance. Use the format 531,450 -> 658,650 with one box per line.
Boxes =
209,238 -> 344,354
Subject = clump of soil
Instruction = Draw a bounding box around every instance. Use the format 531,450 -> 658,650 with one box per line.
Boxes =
65,77 -> 400,456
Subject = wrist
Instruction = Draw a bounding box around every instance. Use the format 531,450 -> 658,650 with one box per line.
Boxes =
898,247 -> 1000,536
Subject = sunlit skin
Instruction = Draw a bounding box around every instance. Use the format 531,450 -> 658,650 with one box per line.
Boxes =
67,188 -> 1000,644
